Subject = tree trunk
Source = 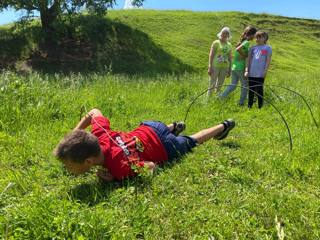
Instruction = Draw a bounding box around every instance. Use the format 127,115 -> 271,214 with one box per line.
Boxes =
39,1 -> 61,57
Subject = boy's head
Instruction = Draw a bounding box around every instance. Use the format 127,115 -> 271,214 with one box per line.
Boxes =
54,130 -> 101,175
255,31 -> 269,44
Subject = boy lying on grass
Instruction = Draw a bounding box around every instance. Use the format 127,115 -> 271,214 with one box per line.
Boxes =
54,108 -> 235,182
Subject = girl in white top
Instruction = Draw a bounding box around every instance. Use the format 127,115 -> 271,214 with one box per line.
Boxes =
207,27 -> 233,96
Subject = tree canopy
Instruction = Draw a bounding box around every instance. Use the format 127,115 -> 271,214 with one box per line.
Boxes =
0,0 -> 144,32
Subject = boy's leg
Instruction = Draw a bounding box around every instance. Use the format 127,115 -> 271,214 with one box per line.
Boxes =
191,124 -> 224,144
190,119 -> 235,144
167,122 -> 186,136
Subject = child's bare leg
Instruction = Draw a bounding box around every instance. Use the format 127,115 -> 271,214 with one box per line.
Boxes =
190,124 -> 224,144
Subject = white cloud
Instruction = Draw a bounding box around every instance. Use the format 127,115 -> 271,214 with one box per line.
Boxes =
124,0 -> 136,9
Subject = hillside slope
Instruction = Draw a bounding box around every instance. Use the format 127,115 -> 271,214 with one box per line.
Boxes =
0,11 -> 320,239
0,10 -> 319,74
108,10 -> 320,73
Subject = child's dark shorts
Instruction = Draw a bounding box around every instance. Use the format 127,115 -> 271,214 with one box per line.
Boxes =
141,121 -> 198,160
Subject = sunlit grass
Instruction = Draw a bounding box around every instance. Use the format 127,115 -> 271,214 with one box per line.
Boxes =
0,69 -> 319,239
0,10 -> 320,239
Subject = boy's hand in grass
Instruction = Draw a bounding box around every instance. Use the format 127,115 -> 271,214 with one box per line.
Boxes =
208,67 -> 213,76
143,161 -> 156,175
96,169 -> 114,182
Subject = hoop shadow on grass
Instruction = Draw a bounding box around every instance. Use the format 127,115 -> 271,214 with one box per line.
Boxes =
0,15 -> 193,75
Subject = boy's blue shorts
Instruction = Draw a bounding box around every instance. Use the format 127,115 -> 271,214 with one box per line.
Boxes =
141,121 -> 198,160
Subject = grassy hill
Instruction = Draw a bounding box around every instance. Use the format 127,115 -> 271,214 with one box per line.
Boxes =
0,10 -> 320,239
109,10 -> 320,73
1,10 -> 320,73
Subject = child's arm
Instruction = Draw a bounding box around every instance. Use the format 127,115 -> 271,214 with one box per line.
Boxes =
244,48 -> 253,77
236,45 -> 248,59
208,42 -> 216,75
74,108 -> 103,130
264,55 -> 272,78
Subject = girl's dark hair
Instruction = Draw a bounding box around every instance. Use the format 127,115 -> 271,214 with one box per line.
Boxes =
237,26 -> 257,47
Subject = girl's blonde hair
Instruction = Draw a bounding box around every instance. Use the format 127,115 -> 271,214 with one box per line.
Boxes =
217,27 -> 232,40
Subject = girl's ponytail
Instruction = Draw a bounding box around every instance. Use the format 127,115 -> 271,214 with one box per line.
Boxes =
236,26 -> 257,47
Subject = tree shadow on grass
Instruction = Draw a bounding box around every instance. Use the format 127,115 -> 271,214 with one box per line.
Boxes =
0,15 -> 194,75
0,27 -> 32,69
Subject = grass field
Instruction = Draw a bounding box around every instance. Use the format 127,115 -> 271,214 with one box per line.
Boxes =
0,10 -> 320,239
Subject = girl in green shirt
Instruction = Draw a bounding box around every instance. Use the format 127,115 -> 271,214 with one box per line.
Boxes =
207,27 -> 233,96
220,26 -> 257,105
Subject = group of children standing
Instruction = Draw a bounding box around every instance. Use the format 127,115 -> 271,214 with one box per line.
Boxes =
208,26 -> 272,108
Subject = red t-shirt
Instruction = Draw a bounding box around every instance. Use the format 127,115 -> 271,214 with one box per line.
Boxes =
91,116 -> 168,180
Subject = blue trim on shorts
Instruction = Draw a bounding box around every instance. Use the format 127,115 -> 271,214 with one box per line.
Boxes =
141,121 -> 197,160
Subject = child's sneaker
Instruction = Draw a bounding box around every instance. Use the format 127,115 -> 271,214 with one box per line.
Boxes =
215,119 -> 235,140
172,121 -> 186,136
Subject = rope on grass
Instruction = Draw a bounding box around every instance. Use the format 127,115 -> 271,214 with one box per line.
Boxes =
217,80 -> 318,128
79,105 -> 123,148
184,83 -> 293,151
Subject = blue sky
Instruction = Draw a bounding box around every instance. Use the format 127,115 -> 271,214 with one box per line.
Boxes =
1,0 -> 319,25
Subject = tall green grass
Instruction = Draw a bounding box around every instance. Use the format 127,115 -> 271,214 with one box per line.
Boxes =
0,10 -> 320,239
0,68 -> 319,238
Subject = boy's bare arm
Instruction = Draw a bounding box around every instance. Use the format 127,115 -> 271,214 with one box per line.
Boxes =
74,108 -> 103,130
